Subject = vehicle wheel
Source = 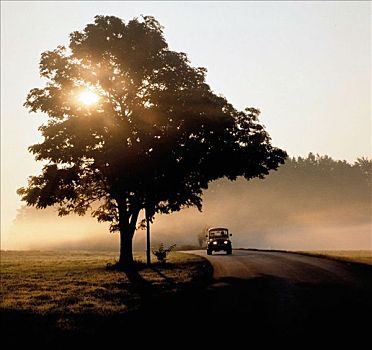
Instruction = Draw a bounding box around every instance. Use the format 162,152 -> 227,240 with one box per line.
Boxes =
226,249 -> 232,255
207,250 -> 212,255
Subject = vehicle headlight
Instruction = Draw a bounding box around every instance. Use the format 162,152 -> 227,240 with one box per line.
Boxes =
224,241 -> 228,244
213,241 -> 217,245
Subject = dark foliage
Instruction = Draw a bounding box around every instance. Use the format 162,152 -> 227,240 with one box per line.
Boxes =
17,15 -> 286,265
151,243 -> 176,263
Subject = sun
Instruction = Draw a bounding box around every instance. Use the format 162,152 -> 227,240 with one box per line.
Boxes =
78,89 -> 100,106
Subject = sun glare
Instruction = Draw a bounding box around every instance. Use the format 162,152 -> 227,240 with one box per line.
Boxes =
78,89 -> 100,106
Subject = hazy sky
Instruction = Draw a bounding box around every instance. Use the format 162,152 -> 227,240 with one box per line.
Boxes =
1,1 -> 371,246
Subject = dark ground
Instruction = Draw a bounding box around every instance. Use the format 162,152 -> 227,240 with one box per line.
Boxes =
2,252 -> 372,347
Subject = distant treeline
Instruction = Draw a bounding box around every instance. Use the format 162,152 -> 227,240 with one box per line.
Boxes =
281,153 -> 371,191
262,153 -> 371,209
10,153 -> 372,250
206,153 -> 371,227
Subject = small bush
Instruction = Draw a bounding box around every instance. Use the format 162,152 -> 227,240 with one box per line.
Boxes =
152,243 -> 176,264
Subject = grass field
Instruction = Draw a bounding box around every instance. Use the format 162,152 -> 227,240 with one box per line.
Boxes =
298,250 -> 372,265
1,249 -> 371,346
0,250 -> 211,316
1,250 -> 213,346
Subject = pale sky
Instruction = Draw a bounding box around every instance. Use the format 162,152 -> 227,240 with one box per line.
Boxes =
1,1 -> 371,245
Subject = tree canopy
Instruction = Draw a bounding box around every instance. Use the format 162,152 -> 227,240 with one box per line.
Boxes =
18,15 -> 286,266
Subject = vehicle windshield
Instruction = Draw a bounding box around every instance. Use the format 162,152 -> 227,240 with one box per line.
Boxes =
209,230 -> 228,238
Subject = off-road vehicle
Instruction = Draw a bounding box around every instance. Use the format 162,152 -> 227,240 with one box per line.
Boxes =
206,227 -> 232,255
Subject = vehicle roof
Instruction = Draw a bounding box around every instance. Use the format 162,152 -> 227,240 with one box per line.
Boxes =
208,227 -> 229,231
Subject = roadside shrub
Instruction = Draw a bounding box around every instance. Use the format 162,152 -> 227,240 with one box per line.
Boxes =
152,243 -> 176,264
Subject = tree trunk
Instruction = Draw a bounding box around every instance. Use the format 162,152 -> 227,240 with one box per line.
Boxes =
119,227 -> 134,267
117,200 -> 140,268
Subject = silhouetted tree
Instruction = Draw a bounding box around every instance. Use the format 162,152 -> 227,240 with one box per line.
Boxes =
18,15 -> 286,267
355,157 -> 372,187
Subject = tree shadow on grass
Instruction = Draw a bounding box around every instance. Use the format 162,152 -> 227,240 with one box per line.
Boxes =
150,265 -> 176,286
122,267 -> 153,293
3,268 -> 372,347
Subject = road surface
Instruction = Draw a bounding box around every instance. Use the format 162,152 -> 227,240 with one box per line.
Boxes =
186,249 -> 372,341
191,249 -> 369,285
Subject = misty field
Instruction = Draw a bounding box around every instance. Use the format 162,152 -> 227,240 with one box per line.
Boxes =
299,250 -> 372,265
0,250 -> 211,316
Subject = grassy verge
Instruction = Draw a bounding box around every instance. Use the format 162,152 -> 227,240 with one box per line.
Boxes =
295,250 -> 372,266
237,248 -> 372,266
0,250 -> 212,345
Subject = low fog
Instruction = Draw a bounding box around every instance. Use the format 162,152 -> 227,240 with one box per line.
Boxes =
5,155 -> 371,251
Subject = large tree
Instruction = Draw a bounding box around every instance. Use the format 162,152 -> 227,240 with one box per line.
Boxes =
18,15 -> 286,266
